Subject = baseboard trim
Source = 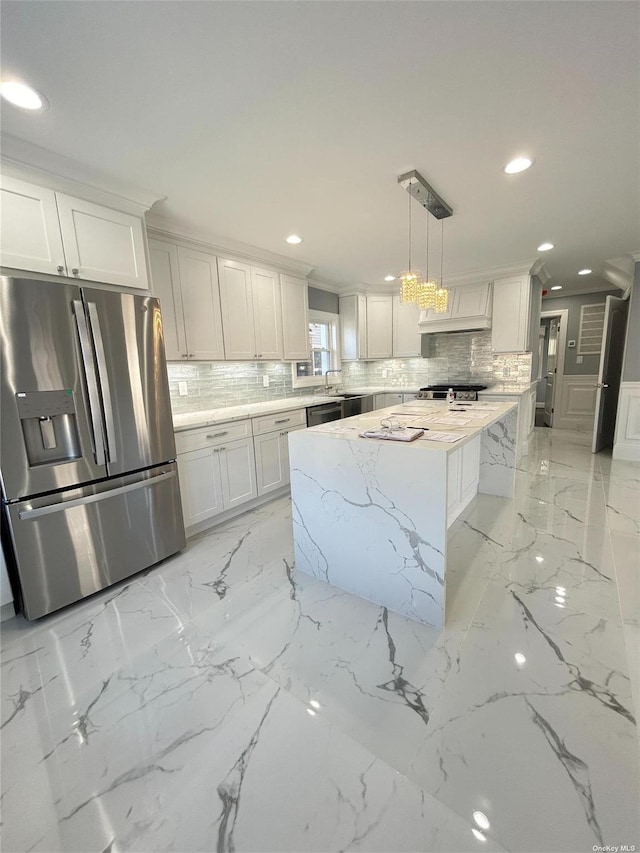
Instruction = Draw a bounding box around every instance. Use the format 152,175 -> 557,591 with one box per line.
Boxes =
0,602 -> 16,623
612,442 -> 640,462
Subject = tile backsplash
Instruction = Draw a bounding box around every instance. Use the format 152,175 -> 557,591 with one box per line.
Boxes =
167,330 -> 532,414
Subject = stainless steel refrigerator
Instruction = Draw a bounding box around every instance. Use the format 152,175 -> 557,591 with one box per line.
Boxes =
0,275 -> 186,620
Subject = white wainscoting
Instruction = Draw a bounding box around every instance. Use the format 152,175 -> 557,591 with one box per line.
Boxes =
613,382 -> 640,461
555,375 -> 598,431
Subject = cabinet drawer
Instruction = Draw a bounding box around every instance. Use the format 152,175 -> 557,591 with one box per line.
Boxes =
252,408 -> 306,436
175,420 -> 251,453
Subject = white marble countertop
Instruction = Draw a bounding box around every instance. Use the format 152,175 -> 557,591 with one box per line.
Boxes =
305,399 -> 517,453
172,395 -> 341,432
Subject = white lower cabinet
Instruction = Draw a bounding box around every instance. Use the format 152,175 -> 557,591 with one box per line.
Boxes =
254,424 -> 305,495
447,435 -> 481,526
175,421 -> 256,528
252,409 -> 307,496
374,392 -> 404,409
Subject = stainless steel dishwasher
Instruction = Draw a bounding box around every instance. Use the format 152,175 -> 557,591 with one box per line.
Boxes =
341,394 -> 375,418
306,401 -> 343,427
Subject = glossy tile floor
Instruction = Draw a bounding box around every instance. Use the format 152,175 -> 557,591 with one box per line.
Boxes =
1,428 -> 638,853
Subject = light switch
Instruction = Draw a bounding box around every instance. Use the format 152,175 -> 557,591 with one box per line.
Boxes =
178,381 -> 188,396
263,375 -> 270,387
576,355 -> 583,364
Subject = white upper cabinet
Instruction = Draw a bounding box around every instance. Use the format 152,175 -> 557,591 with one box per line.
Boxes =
55,193 -> 148,289
340,294 -> 368,361
251,266 -> 283,360
0,175 -> 66,275
149,238 -> 225,361
218,258 -> 283,360
148,240 -> 186,360
281,274 -> 310,360
178,247 -> 225,360
0,175 -> 149,289
392,295 -> 421,357
491,275 -> 531,353
366,295 -> 393,359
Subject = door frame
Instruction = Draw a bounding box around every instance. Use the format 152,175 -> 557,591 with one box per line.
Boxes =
540,308 -> 569,428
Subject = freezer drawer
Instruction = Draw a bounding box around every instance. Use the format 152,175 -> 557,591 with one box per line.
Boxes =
5,463 -> 186,620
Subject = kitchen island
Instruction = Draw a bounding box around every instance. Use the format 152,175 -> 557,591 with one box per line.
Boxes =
289,399 -> 518,629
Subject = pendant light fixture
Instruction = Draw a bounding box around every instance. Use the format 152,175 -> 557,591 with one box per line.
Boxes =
399,180 -> 421,303
396,170 -> 451,313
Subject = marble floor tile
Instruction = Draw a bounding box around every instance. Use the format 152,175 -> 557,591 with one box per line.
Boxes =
1,426 -> 638,852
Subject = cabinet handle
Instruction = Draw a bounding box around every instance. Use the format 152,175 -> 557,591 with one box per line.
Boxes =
219,446 -> 225,451
207,431 -> 228,438
212,448 -> 219,453
275,418 -> 290,424
57,265 -> 65,274
72,268 -> 79,276
181,353 -> 188,358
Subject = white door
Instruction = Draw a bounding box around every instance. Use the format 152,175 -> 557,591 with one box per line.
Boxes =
177,447 -> 224,527
219,438 -> 257,509
218,258 -> 256,359
592,295 -> 629,453
148,239 -> 187,360
281,274 -> 310,360
254,431 -> 287,495
0,175 -> 67,275
178,247 -> 225,360
251,267 -> 283,360
55,193 -> 149,289
366,296 -> 393,359
544,318 -> 559,427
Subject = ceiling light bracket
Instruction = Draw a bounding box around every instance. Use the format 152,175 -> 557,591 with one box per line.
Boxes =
397,170 -> 453,220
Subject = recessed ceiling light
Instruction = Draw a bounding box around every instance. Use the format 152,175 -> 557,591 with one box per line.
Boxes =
504,157 -> 533,174
578,268 -> 592,275
514,652 -> 527,665
384,275 -> 396,282
537,242 -> 554,252
471,829 -> 486,843
0,79 -> 47,111
472,811 -> 491,831
551,285 -> 563,291
285,234 -> 303,245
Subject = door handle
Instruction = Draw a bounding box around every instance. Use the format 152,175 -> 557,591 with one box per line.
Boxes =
86,302 -> 118,464
73,300 -> 106,467
18,470 -> 176,519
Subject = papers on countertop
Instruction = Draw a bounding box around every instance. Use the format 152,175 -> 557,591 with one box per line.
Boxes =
360,428 -> 424,442
420,415 -> 472,425
421,431 -> 464,443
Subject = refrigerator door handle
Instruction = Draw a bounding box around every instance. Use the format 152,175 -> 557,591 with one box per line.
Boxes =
18,469 -> 176,520
72,300 -> 106,467
86,301 -> 118,464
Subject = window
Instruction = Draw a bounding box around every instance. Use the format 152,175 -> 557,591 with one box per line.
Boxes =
291,310 -> 340,388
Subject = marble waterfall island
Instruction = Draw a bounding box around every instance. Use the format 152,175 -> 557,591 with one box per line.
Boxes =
289,400 -> 518,629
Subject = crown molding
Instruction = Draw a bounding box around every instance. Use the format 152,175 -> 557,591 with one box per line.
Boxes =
0,133 -> 164,212
542,285 -> 621,300
146,214 -> 314,278
440,258 -> 540,288
307,277 -> 343,294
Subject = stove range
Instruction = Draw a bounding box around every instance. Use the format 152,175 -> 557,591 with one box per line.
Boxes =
416,383 -> 487,401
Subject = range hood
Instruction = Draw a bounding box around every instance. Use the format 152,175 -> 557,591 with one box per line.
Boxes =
418,282 -> 492,336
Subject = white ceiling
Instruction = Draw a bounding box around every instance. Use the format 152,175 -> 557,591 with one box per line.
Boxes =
1,1 -> 638,295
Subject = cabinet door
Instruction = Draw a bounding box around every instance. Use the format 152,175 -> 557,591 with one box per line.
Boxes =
177,447 -> 224,527
492,276 -> 530,353
254,431 -> 287,496
0,175 -> 66,275
178,247 -> 225,360
218,258 -> 256,359
251,266 -> 283,360
366,296 -> 393,359
452,284 -> 491,320
148,239 -> 187,361
281,274 -> 310,360
55,193 -> 149,289
219,437 -> 257,509
392,295 -> 421,357
340,295 -> 359,360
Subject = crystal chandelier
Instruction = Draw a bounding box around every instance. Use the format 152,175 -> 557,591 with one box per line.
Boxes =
397,170 -> 451,314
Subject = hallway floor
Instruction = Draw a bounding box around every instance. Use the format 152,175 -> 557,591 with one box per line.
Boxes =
1,428 -> 638,852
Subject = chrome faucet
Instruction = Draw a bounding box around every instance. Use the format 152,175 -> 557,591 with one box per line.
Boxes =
324,369 -> 342,391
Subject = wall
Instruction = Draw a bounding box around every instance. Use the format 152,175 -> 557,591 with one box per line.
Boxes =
308,286 -> 339,314
542,288 -> 620,375
621,264 -> 639,381
167,330 -> 532,415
